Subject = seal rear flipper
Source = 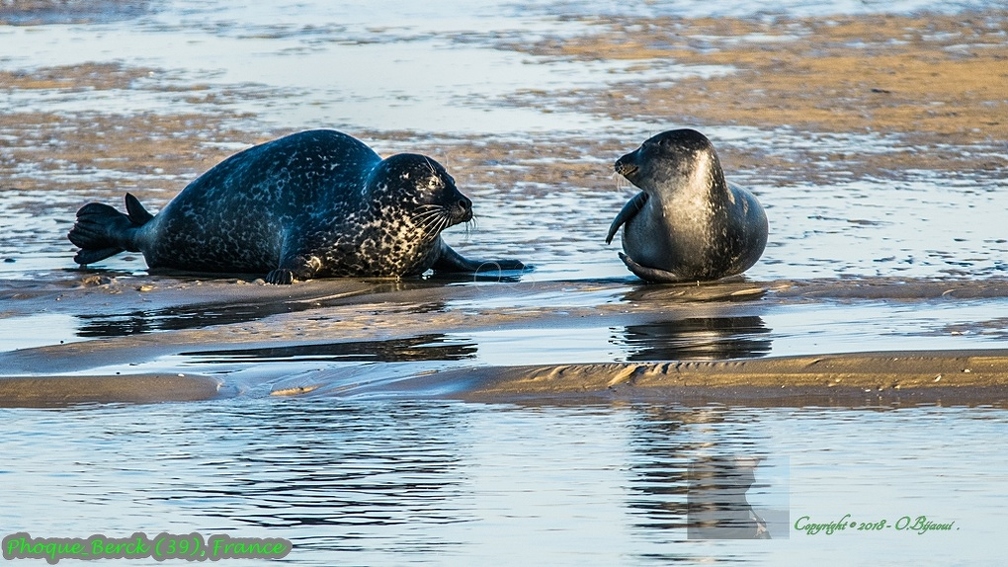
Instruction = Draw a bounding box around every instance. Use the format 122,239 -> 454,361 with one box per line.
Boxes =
73,247 -> 124,265
67,202 -> 138,265
432,243 -> 526,274
606,191 -> 648,244
124,193 -> 155,225
619,252 -> 687,284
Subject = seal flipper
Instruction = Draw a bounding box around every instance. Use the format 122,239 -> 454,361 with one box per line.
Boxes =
432,242 -> 525,274
266,242 -> 330,284
124,193 -> 154,225
619,252 -> 688,284
606,191 -> 648,244
73,246 -> 124,266
265,269 -> 296,285
68,197 -> 147,265
266,256 -> 320,285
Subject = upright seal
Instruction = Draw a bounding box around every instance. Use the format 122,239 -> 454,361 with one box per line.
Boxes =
69,129 -> 524,284
606,128 -> 768,283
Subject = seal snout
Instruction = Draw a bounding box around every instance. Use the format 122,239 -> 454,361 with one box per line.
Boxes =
453,195 -> 473,222
614,155 -> 639,182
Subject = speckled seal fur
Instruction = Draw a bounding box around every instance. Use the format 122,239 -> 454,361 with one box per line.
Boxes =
606,129 -> 768,283
68,129 -> 524,284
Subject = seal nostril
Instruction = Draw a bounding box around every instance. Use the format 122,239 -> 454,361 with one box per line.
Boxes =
458,198 -> 472,211
615,161 -> 638,177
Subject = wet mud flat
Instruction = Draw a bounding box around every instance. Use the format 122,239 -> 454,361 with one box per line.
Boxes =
1,7 -> 1007,407
3,274 -> 1008,407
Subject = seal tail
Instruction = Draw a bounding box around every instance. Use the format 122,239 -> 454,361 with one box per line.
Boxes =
68,193 -> 152,265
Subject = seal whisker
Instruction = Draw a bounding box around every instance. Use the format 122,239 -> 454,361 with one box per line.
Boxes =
418,215 -> 450,241
613,172 -> 633,190
410,208 -> 448,222
416,217 -> 443,234
410,210 -> 447,223
411,203 -> 448,213
412,204 -> 445,212
416,212 -> 451,236
412,204 -> 448,213
422,156 -> 438,177
438,214 -> 453,232
412,211 -> 450,231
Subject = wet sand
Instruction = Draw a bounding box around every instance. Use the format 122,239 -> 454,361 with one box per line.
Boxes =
5,349 -> 1008,408
0,373 -> 222,407
2,9 -> 1007,406
498,12 -> 1007,175
3,275 -> 1008,406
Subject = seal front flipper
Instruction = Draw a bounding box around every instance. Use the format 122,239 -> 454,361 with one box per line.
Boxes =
266,253 -> 324,285
606,191 -> 648,245
265,269 -> 296,285
432,242 -> 526,274
619,252 -> 688,284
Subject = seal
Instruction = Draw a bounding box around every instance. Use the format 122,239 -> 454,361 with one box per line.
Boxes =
605,128 -> 767,283
68,129 -> 524,284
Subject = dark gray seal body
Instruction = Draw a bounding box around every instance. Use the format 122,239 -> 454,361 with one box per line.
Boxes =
68,129 -> 524,284
606,129 -> 768,283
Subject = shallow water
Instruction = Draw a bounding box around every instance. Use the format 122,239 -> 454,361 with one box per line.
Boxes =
2,1 -> 1008,564
3,399 -> 1006,565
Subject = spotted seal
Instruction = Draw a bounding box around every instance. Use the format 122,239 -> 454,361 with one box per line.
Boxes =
68,129 -> 524,284
605,128 -> 768,283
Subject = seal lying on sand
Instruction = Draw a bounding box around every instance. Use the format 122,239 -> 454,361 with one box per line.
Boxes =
69,129 -> 524,284
606,128 -> 767,283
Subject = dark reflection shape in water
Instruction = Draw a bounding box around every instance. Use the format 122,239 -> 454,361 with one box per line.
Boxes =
182,334 -> 476,364
686,455 -> 771,539
625,405 -> 788,550
76,303 -> 286,337
625,407 -> 694,533
75,294 -> 446,338
618,316 -> 772,361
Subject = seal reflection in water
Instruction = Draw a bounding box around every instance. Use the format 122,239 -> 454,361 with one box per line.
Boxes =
606,129 -> 768,283
69,130 -> 524,284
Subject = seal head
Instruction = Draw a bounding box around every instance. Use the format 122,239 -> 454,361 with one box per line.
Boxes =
606,128 -> 768,283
